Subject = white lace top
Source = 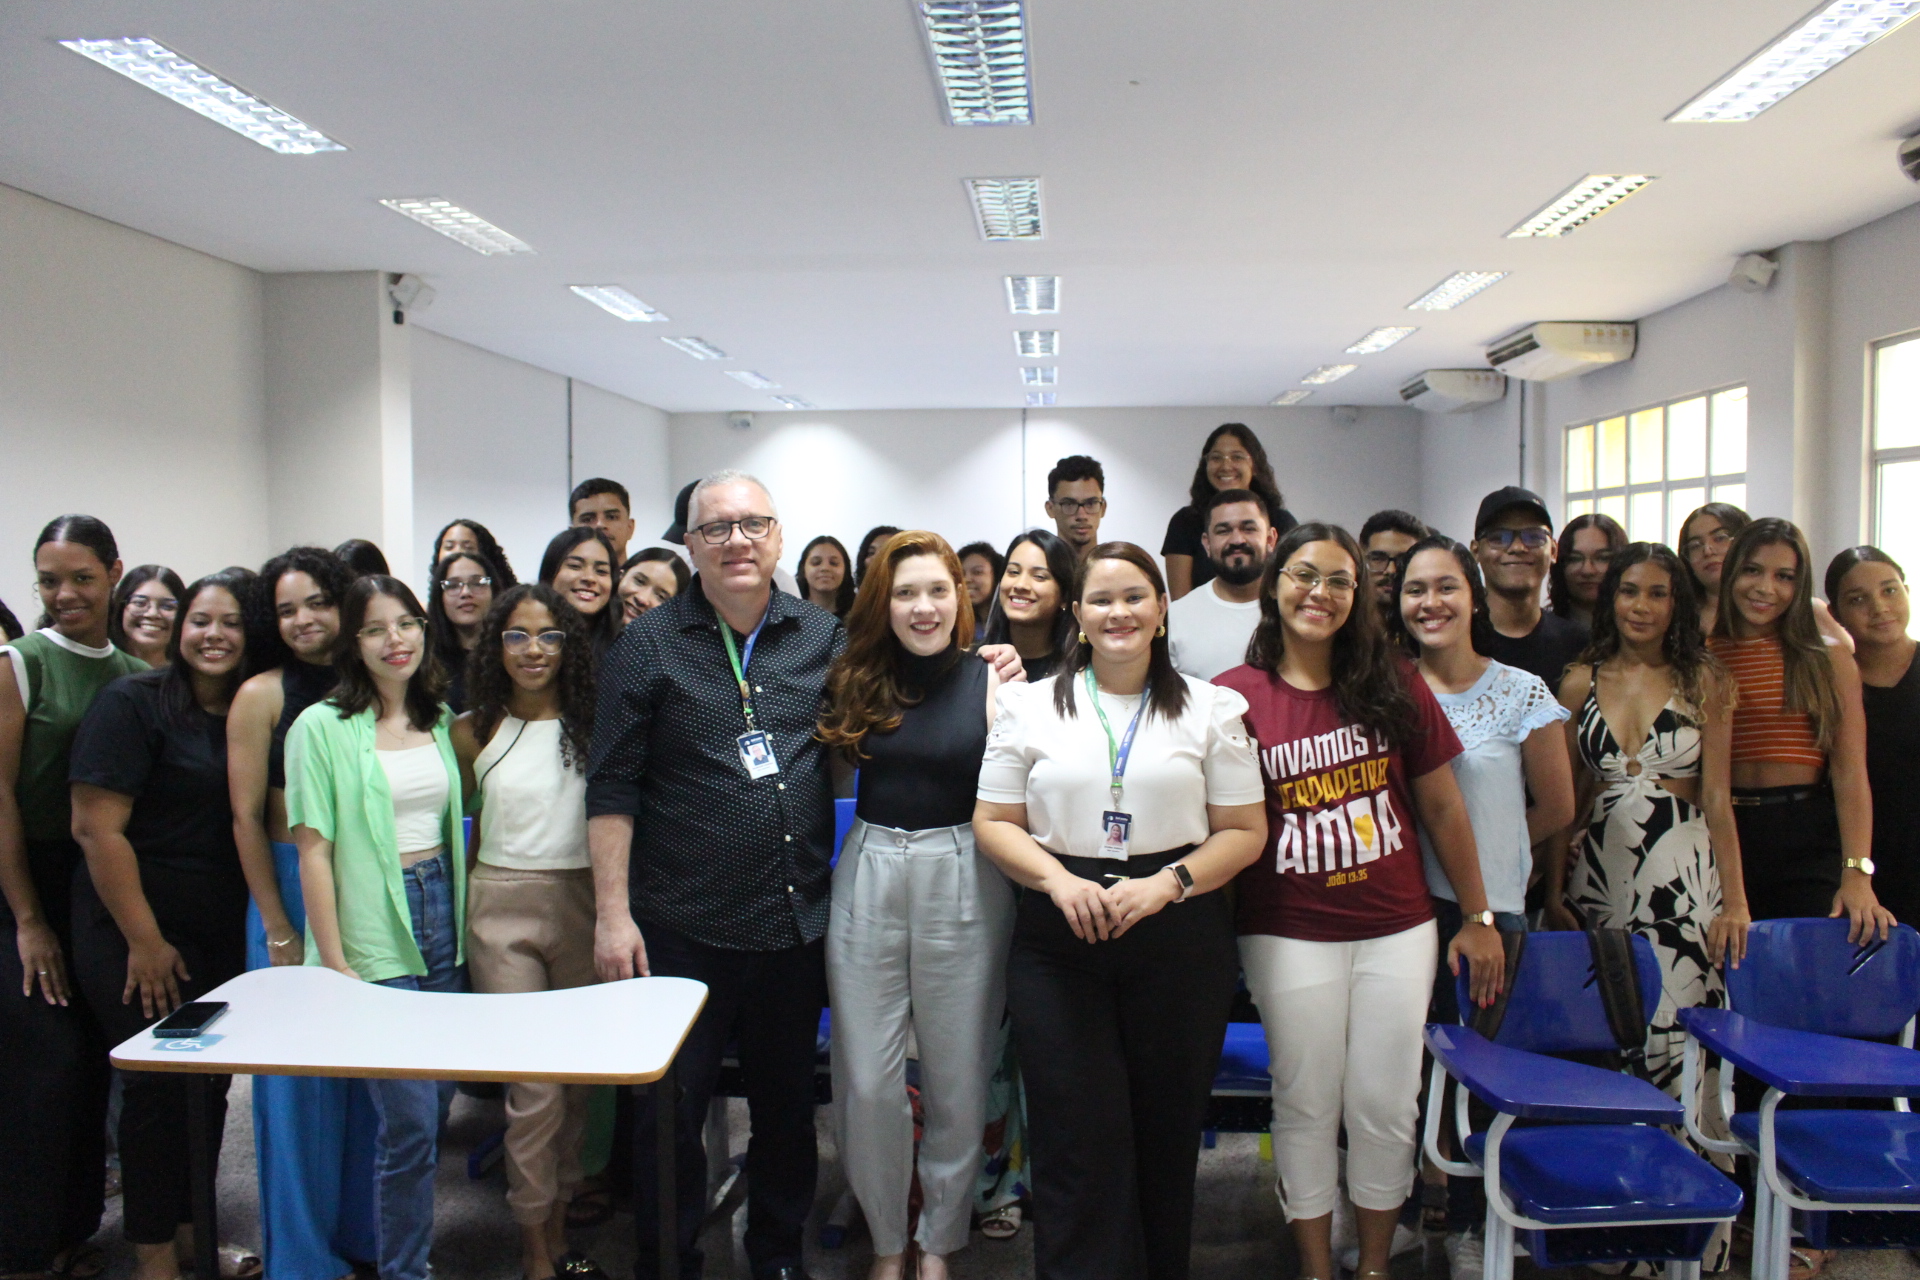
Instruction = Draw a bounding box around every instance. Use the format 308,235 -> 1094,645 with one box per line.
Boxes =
1417,659 -> 1569,913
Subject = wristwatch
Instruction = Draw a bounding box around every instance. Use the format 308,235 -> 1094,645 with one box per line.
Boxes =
1465,909 -> 1497,928
1167,863 -> 1195,902
1845,857 -> 1877,876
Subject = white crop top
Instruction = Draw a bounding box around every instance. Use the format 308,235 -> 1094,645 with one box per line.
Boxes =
472,717 -> 589,870
378,744 -> 450,853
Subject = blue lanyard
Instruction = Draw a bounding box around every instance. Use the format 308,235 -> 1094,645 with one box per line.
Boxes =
1084,667 -> 1147,807
717,612 -> 770,728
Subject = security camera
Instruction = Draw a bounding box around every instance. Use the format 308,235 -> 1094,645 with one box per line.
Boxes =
1332,405 -> 1360,426
1728,253 -> 1777,294
386,273 -> 435,324
1901,132 -> 1920,183
727,411 -> 754,432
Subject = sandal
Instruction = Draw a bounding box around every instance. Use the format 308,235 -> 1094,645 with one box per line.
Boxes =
563,1186 -> 615,1230
551,1252 -> 607,1280
49,1246 -> 104,1280
978,1205 -> 1022,1240
1787,1247 -> 1832,1280
178,1245 -> 263,1280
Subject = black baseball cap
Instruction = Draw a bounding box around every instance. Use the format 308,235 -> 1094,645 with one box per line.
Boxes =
662,480 -> 697,542
1474,486 -> 1553,537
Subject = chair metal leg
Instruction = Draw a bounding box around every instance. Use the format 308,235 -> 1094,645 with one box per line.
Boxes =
1752,1178 -> 1774,1280
1766,1178 -> 1794,1280
1483,1199 -> 1513,1280
1668,1259 -> 1701,1280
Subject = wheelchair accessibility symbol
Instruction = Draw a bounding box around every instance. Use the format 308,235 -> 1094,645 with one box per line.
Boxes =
155,1034 -> 225,1052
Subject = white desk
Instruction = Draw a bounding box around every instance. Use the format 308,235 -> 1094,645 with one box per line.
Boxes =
111,967 -> 708,1280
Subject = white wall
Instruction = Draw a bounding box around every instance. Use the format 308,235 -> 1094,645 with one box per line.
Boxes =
0,182 -> 268,588
571,382 -> 674,552
668,405 -> 1422,576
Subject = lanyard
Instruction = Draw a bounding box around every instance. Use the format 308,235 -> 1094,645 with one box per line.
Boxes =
1084,666 -> 1147,808
717,612 -> 769,729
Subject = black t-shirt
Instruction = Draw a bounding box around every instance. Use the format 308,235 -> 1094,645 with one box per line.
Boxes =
856,650 -> 991,831
1864,652 -> 1920,925
1163,502 -> 1300,592
1481,610 -> 1589,693
69,668 -> 240,876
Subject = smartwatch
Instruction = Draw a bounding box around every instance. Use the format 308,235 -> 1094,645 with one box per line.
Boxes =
1845,857 -> 1877,876
1167,863 -> 1195,902
1465,909 -> 1496,928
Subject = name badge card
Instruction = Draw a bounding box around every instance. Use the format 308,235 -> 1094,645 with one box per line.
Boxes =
1101,810 -> 1132,857
738,730 -> 780,779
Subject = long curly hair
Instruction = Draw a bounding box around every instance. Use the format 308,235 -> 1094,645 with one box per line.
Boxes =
1050,542 -> 1190,724
1548,512 -> 1627,618
247,546 -> 354,677
1245,522 -> 1419,747
463,584 -> 595,772
1185,423 -> 1286,518
819,532 -> 973,759
326,576 -> 446,732
1576,543 -> 1723,720
1714,518 -> 1839,749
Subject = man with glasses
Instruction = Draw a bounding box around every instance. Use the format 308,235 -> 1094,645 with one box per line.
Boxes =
1168,488 -> 1278,680
1044,455 -> 1107,561
1359,510 -> 1430,622
1470,486 -> 1589,690
586,469 -> 840,1280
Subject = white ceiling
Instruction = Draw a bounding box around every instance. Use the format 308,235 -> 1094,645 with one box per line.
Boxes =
3,0 -> 1919,411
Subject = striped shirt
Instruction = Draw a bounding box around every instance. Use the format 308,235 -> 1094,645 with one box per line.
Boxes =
1711,635 -> 1825,767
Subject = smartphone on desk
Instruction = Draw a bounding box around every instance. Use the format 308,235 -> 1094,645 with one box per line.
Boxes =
153,1001 -> 228,1038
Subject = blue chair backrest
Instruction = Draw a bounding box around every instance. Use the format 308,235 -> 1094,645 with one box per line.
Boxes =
831,797 -> 856,867
1456,931 -> 1663,1055
1725,919 -> 1920,1038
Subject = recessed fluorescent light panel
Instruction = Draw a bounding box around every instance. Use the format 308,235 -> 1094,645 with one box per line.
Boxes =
1344,326 -> 1418,355
1021,366 -> 1058,385
379,199 -> 532,255
967,177 -> 1043,240
60,37 -> 345,154
917,0 -> 1033,126
1014,330 -> 1059,356
1271,390 -> 1313,406
1006,275 -> 1060,313
1669,0 -> 1920,122
1025,391 -> 1057,407
569,285 -> 667,322
726,370 -> 780,390
1301,364 -> 1358,385
662,336 -> 727,360
1406,271 -> 1507,312
1507,175 -> 1655,238
772,396 -> 815,410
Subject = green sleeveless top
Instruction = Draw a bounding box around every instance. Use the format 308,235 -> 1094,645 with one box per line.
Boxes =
3,629 -> 146,843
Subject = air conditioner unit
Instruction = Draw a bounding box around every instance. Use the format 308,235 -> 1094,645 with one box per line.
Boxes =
1399,369 -> 1508,413
1486,322 -> 1636,382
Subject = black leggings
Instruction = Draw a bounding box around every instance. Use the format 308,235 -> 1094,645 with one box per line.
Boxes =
70,862 -> 248,1246
1734,785 -> 1842,921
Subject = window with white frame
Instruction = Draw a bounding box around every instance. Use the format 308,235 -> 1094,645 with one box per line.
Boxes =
1563,386 -> 1748,546
1871,332 -> 1920,574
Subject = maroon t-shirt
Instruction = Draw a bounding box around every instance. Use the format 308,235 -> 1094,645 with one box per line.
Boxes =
1214,661 -> 1461,942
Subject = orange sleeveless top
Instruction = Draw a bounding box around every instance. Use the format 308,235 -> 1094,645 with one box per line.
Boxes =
1710,635 -> 1825,767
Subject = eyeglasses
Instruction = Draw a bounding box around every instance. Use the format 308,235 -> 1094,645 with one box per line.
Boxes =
126,594 -> 179,615
502,629 -> 567,653
1050,497 -> 1107,515
1204,450 -> 1252,467
1363,550 -> 1399,568
1479,528 -> 1552,552
357,617 -> 425,643
1681,528 -> 1735,557
692,516 -> 778,544
1282,564 -> 1358,595
438,576 -> 492,595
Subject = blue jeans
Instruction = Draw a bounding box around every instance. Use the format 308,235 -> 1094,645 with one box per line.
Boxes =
367,853 -> 465,1280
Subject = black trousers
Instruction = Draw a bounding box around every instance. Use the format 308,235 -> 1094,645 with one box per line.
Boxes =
631,923 -> 827,1280
0,840 -> 110,1272
1007,851 -> 1237,1280
1736,786 -> 1843,921
70,862 -> 248,1245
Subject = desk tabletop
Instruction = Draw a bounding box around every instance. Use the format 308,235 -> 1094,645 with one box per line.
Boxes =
110,967 -> 708,1084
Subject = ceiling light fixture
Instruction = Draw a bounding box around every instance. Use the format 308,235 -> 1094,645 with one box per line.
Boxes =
726,370 -> 780,390
1669,0 -> 1920,122
771,396 -> 815,410
1006,275 -> 1059,313
59,37 -> 345,154
662,336 -> 727,360
379,198 -> 532,255
1301,364 -> 1358,385
1506,174 -> 1656,238
569,285 -> 667,322
917,0 -> 1033,126
1406,271 -> 1507,311
1021,366 -> 1058,385
1344,326 -> 1418,355
1014,330 -> 1059,356
967,177 -> 1044,239
1271,390 -> 1313,406
1025,391 -> 1057,406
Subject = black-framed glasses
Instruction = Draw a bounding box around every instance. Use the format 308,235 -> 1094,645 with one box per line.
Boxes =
502,629 -> 567,653
1480,528 -> 1552,552
1282,564 -> 1357,595
1050,497 -> 1107,515
438,576 -> 492,595
692,516 -> 778,544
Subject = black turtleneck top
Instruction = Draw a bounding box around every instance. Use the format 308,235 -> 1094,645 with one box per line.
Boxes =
855,646 -> 992,831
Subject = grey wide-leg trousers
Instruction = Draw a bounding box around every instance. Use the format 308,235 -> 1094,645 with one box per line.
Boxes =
826,818 -> 1016,1256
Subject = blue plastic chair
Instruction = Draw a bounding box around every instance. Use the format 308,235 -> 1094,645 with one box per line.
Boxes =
1677,919 -> 1920,1280
1424,932 -> 1743,1280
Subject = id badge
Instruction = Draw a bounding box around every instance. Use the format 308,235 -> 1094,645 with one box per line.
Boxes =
737,730 -> 780,779
1101,810 -> 1132,857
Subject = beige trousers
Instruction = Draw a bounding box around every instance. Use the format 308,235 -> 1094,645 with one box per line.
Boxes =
466,864 -> 597,1224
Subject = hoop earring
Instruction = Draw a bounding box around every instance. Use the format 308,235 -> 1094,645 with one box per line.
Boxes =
1156,624 -> 1167,638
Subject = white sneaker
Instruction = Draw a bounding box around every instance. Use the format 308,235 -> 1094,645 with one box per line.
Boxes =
1340,1223 -> 1424,1273
1445,1230 -> 1485,1280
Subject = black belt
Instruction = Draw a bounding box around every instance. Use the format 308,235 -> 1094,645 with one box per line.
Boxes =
1054,845 -> 1193,883
1730,786 -> 1822,808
